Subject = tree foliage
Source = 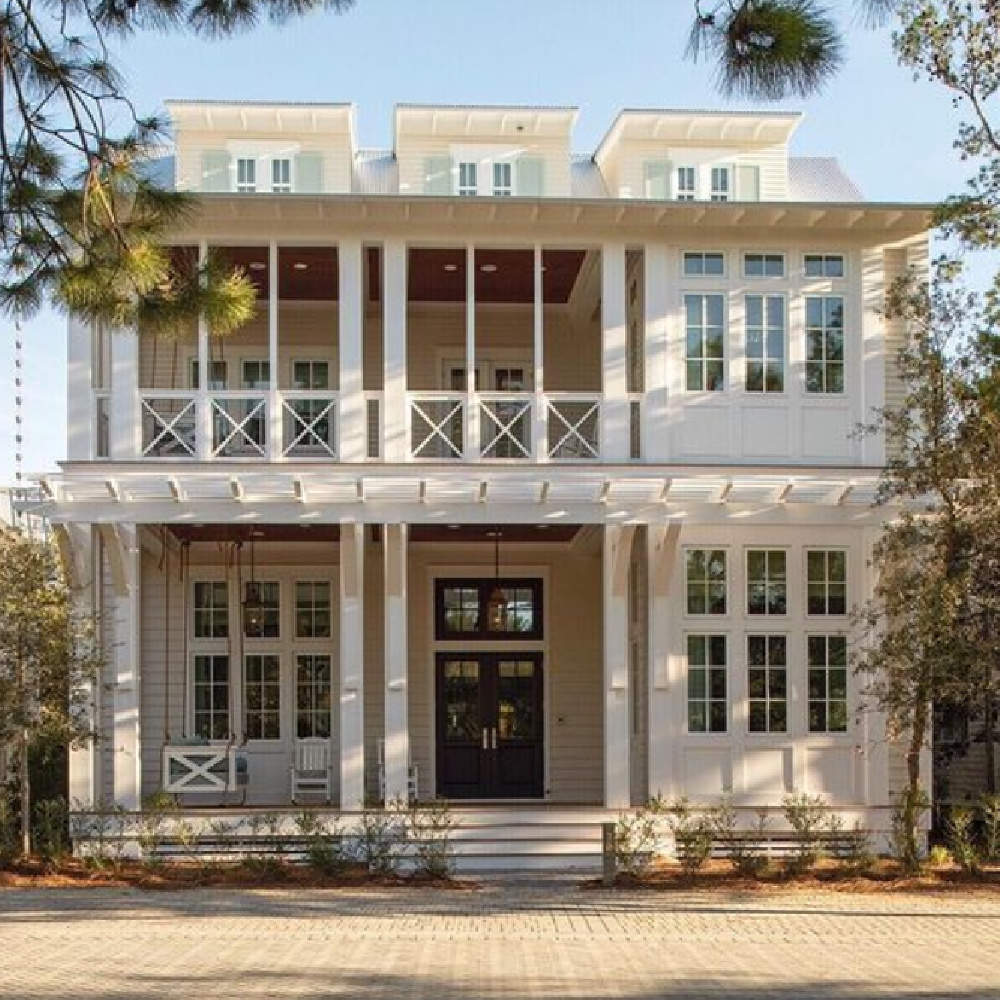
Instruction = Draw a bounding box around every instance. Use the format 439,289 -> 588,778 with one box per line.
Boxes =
0,532 -> 103,854
0,0 -> 354,333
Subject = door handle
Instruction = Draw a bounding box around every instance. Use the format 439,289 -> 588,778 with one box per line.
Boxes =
482,728 -> 488,750
491,728 -> 498,750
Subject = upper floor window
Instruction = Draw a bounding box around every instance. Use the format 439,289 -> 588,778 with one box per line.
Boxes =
683,252 -> 725,277
710,166 -> 730,202
236,157 -> 257,193
805,254 -> 845,279
190,359 -> 228,390
242,359 -> 270,390
458,161 -> 478,197
745,294 -> 785,393
743,253 -> 785,278
676,166 -> 696,201
805,296 -> 845,394
807,550 -> 848,616
684,293 -> 725,391
686,549 -> 727,615
272,158 -> 292,194
493,161 -> 513,196
292,360 -> 330,391
746,549 -> 787,616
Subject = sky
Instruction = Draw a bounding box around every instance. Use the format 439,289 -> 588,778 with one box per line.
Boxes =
0,0 -> 990,483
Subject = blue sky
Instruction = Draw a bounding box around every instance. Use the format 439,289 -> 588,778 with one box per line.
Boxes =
0,0 -> 987,482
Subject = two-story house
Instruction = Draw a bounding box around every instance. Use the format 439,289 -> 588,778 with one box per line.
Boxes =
43,101 -> 931,866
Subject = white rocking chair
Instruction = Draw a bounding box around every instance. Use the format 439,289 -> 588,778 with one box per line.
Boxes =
289,740 -> 333,804
377,739 -> 419,804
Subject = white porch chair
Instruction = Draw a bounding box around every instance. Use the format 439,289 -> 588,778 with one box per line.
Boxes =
289,740 -> 333,804
377,739 -> 419,804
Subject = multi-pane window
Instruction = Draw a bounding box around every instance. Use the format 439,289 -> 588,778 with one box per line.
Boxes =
458,161 -> 478,196
686,549 -> 727,615
244,654 -> 281,741
676,166 -> 696,200
743,253 -> 785,278
441,584 -> 480,634
710,166 -> 730,201
747,635 -> 787,733
193,654 -> 230,740
291,360 -> 330,391
190,359 -> 227,390
804,254 -> 845,278
241,359 -> 270,389
688,635 -> 728,733
295,581 -> 331,639
193,581 -> 228,639
807,551 -> 848,615
492,161 -> 513,196
296,654 -> 333,739
271,158 -> 292,193
746,550 -> 787,616
244,581 -> 280,639
685,293 -> 725,391
236,157 -> 256,193
683,252 -> 725,277
808,635 -> 848,732
745,294 -> 785,392
436,579 -> 543,639
805,296 -> 845,394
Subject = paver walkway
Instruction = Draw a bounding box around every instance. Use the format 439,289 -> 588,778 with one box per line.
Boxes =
2,880 -> 999,998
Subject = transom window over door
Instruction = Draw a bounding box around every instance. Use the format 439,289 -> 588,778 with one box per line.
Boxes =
436,579 -> 543,640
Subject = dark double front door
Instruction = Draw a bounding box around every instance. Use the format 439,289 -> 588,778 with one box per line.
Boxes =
436,653 -> 544,799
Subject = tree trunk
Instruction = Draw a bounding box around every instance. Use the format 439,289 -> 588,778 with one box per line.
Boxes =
986,674 -> 997,795
907,702 -> 927,795
19,730 -> 30,857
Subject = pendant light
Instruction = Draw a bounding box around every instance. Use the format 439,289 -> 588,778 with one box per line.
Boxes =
486,528 -> 508,631
242,530 -> 265,635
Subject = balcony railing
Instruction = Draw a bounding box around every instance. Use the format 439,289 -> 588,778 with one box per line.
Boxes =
547,394 -> 601,461
141,391 -> 197,459
409,392 -> 465,460
281,392 -> 338,459
479,394 -> 532,460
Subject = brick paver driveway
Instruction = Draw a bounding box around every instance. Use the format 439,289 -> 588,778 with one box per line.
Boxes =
2,880 -> 999,998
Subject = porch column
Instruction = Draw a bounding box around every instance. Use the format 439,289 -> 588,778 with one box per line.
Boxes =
647,523 -> 681,799
643,244 -> 672,462
339,524 -> 365,810
465,243 -> 479,461
604,524 -> 635,808
195,239 -> 212,461
383,523 -> 410,801
532,243 -> 546,462
109,327 -> 140,461
99,523 -> 141,810
601,243 -> 629,463
66,318 -> 94,460
383,240 -> 408,462
338,240 -> 365,462
267,239 -> 281,461
859,247 -> 887,466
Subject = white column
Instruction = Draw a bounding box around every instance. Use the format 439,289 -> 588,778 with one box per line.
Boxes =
601,243 -> 629,462
383,523 -> 410,802
646,523 -> 681,799
66,525 -> 97,809
859,247 -> 886,467
339,524 -> 365,810
195,240 -> 212,460
267,239 -> 281,461
338,240 -> 365,462
101,523 -> 141,811
66,318 -> 95,461
109,327 -> 140,461
383,241 -> 408,462
532,243 -> 546,461
604,524 -> 635,808
643,245 -> 671,463
465,244 -> 479,461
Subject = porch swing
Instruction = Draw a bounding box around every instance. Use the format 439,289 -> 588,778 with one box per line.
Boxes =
160,533 -> 250,798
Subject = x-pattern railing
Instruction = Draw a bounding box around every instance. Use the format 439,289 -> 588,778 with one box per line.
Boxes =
141,396 -> 196,458
548,398 -> 601,460
282,397 -> 337,457
211,396 -> 267,458
162,745 -> 236,793
480,397 -> 532,460
410,395 -> 464,459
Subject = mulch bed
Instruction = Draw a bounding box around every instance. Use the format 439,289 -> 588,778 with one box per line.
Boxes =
0,857 -> 478,891
584,858 -> 1000,894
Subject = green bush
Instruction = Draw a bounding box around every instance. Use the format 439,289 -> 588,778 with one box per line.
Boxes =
782,792 -> 827,872
33,797 -> 68,863
713,799 -> 770,878
944,806 -> 979,874
668,797 -> 713,875
407,799 -> 458,878
980,794 -> 1000,861
890,786 -> 929,873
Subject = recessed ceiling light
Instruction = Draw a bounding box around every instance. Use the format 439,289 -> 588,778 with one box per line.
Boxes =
293,262 -> 309,271
443,263 -> 458,272
249,261 -> 266,271
480,263 -> 498,273
447,524 -> 460,530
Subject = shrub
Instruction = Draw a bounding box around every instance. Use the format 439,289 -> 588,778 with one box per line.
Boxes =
928,844 -> 952,867
890,786 -> 929,873
137,793 -> 176,863
713,799 -> 770,877
33,797 -> 68,863
980,794 -> 1000,862
827,818 -> 875,875
612,797 -> 665,877
782,792 -> 827,872
0,787 -> 17,865
295,810 -> 348,876
668,797 -> 713,875
354,804 -> 407,875
944,806 -> 979,874
407,799 -> 459,878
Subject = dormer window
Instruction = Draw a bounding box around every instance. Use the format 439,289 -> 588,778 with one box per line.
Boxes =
236,157 -> 257,193
493,161 -> 513,197
710,166 -> 731,202
458,162 -> 478,197
272,158 -> 292,194
677,167 -> 696,201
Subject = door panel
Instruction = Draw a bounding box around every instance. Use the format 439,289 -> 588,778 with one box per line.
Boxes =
436,653 -> 543,799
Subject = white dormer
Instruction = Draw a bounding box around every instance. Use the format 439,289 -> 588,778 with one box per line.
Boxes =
594,110 -> 803,202
167,101 -> 357,195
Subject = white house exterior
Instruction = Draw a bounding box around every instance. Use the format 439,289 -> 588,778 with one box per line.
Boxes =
43,101 -> 932,860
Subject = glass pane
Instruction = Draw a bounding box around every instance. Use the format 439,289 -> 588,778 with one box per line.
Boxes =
830,668 -> 848,699
748,702 -> 766,732
748,636 -> 766,666
747,550 -> 765,581
708,668 -> 727,700
687,586 -> 707,615
706,295 -> 724,328
769,702 -> 787,732
707,551 -> 726,580
688,668 -> 706,699
746,362 -> 764,393
708,583 -> 727,615
769,669 -> 787,698
828,586 -> 847,616
809,702 -> 826,732
687,634 -> 706,665
745,296 -> 763,327
688,702 -> 706,733
767,586 -> 787,616
830,701 -> 848,732
709,635 -> 727,665
769,635 -> 787,665
808,668 -> 826,699
808,635 -> 827,666
687,549 -> 707,580
705,254 -> 725,276
808,585 -> 827,616
829,636 -> 847,666
748,668 -> 766,698
443,661 -> 480,742
709,701 -> 727,732
686,361 -> 703,391
498,661 -> 537,741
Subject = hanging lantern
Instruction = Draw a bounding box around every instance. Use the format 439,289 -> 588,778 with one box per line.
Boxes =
242,532 -> 265,634
486,529 -> 507,631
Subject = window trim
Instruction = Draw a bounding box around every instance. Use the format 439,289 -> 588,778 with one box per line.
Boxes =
434,577 -> 544,641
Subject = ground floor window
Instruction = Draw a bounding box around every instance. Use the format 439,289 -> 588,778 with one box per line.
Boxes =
193,654 -> 230,740
687,634 -> 728,733
244,654 -> 281,740
808,635 -> 848,732
747,635 -> 787,733
296,654 -> 333,739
